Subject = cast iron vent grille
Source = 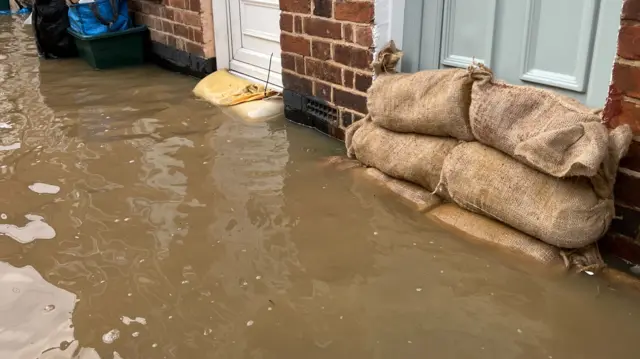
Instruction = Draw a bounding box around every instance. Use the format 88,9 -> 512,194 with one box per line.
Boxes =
306,98 -> 338,124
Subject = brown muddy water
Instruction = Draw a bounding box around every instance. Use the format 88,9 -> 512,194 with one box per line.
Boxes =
1,16 -> 640,359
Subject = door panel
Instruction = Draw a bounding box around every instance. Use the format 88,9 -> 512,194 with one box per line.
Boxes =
519,0 -> 597,92
440,0 -> 496,68
229,0 -> 282,84
403,0 -> 622,108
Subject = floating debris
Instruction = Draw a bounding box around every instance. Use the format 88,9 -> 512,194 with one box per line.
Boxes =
102,329 -> 120,344
246,320 -> 254,327
0,142 -> 20,151
121,316 -> 147,325
28,182 -> 61,195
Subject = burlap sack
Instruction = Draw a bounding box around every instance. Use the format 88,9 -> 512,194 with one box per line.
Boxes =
364,168 -> 442,212
441,142 -> 614,249
367,69 -> 475,140
428,204 -> 563,266
346,117 -> 459,192
469,65 -> 610,178
317,155 -> 441,212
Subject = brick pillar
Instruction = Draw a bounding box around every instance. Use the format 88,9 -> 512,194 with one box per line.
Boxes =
602,0 -> 640,264
280,0 -> 375,136
129,0 -> 216,77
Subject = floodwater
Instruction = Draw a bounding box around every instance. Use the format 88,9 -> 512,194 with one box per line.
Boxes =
2,16 -> 640,359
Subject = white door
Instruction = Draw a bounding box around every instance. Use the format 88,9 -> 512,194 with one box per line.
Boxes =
227,0 -> 282,87
401,0 -> 622,108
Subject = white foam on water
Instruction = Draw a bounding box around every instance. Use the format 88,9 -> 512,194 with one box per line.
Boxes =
120,316 -> 147,325
0,143 -> 20,151
101,329 -> 120,344
0,122 -> 12,129
28,183 -> 61,195
0,214 -> 56,244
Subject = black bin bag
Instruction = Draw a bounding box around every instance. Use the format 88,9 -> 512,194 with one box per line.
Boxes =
32,0 -> 78,58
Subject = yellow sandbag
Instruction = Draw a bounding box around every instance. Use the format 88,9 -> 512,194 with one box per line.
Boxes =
193,69 -> 279,106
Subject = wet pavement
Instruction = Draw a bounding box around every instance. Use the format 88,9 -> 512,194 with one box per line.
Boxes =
2,15 -> 640,359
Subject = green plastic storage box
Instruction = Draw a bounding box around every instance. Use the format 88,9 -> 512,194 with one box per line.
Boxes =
0,0 -> 9,11
68,26 -> 147,69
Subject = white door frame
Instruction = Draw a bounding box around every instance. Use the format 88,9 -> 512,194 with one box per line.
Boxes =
211,0 -> 283,90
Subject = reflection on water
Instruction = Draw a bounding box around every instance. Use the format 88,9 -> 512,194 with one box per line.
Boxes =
1,15 -> 640,359
0,261 -> 76,358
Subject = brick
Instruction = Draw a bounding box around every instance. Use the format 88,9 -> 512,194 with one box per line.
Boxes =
334,44 -> 372,70
612,63 -> 640,98
313,0 -> 332,18
168,0 -> 185,9
139,1 -> 149,13
335,1 -> 373,23
603,84 -> 623,127
329,125 -> 345,141
185,41 -> 205,57
189,28 -> 204,43
280,0 -> 311,14
618,25 -> 640,60
166,34 -> 177,48
281,53 -> 296,71
182,11 -> 201,27
161,19 -> 174,34
188,0 -> 200,12
340,110 -> 353,127
601,233 -> 640,266
281,33 -> 311,56
280,13 -> 294,32
175,37 -> 186,51
343,23 -> 353,42
355,73 -> 372,92
609,99 -> 640,134
147,3 -> 163,17
175,23 -> 189,39
314,82 -> 332,102
334,88 -> 367,113
620,140 -> 640,172
164,7 -> 175,21
354,25 -> 373,47
343,69 -> 354,87
150,16 -> 163,30
311,40 -> 331,60
615,170 -> 640,208
304,17 -> 342,40
294,16 -> 303,33
150,30 -> 168,44
283,71 -> 313,96
610,204 -> 640,240
295,55 -> 305,74
622,0 -> 640,21
305,58 -> 342,85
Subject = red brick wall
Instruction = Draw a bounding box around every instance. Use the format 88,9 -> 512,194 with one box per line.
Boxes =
129,0 -> 215,59
279,0 -> 375,128
602,0 -> 640,264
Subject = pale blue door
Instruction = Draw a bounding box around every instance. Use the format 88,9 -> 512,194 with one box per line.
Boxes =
401,0 -> 622,107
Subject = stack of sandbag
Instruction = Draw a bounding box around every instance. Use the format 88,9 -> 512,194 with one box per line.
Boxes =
345,41 -> 633,271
